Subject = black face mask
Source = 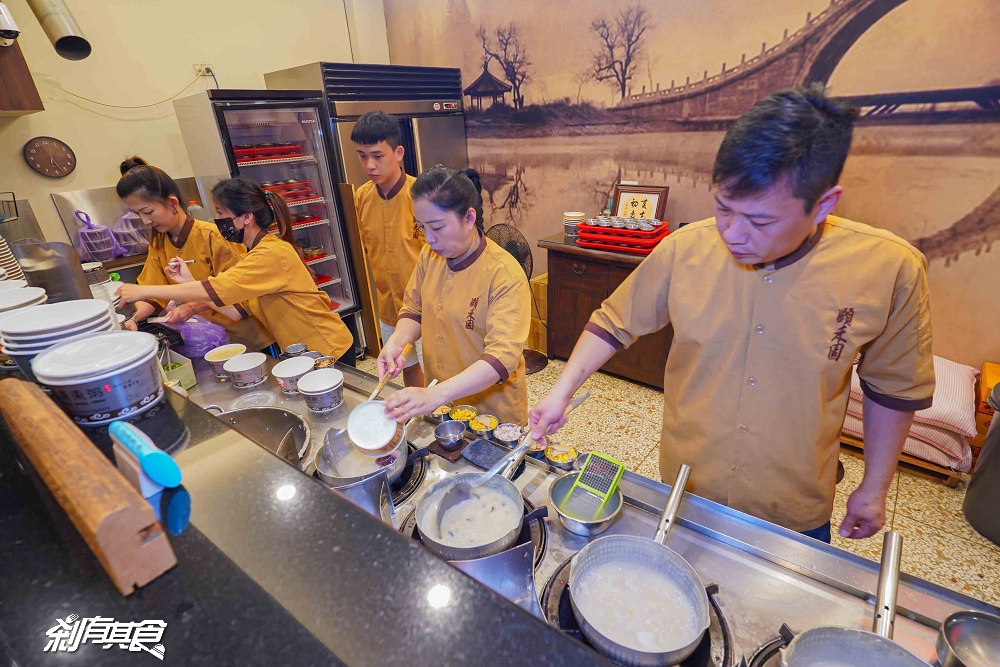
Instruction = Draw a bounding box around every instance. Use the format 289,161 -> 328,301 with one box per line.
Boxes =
214,217 -> 244,244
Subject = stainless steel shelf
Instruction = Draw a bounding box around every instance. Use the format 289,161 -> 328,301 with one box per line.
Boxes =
286,197 -> 326,208
291,219 -> 330,231
236,155 -> 317,167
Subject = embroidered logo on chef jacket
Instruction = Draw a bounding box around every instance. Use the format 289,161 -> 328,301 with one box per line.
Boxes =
465,297 -> 480,330
828,307 -> 855,361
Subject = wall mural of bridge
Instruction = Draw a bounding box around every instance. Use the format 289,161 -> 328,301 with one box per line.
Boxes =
385,0 -> 1000,366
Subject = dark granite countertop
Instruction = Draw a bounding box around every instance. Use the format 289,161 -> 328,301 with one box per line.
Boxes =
0,387 -> 609,666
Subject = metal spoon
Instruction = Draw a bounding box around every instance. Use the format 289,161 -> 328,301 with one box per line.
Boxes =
435,390 -> 590,531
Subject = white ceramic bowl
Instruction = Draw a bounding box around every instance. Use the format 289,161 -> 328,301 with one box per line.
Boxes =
223,352 -> 268,388
205,343 -> 247,378
272,356 -> 316,394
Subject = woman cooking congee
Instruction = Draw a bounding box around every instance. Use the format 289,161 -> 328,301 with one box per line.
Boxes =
115,157 -> 274,351
379,167 -> 531,424
117,177 -> 355,364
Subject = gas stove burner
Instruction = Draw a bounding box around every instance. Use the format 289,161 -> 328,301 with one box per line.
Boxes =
390,444 -> 427,505
740,626 -> 793,667
397,497 -> 548,570
539,557 -> 733,667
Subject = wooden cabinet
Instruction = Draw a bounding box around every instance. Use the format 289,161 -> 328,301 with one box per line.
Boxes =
0,43 -> 43,116
541,235 -> 672,389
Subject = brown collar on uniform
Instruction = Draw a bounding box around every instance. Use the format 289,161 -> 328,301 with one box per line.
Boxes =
448,233 -> 487,272
377,169 -> 407,201
757,222 -> 825,271
248,227 -> 270,250
169,214 -> 195,248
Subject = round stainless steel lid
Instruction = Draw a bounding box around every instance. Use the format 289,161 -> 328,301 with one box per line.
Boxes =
32,331 -> 158,382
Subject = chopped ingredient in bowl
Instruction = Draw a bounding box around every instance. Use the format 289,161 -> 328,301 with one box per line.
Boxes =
493,423 -> 523,442
450,407 -> 477,421
314,357 -> 336,368
470,415 -> 498,431
432,405 -> 452,416
162,362 -> 183,371
529,438 -> 548,452
546,444 -> 577,463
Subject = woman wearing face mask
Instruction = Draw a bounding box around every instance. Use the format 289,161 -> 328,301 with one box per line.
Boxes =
115,157 -> 274,350
117,176 -> 355,364
379,167 -> 531,424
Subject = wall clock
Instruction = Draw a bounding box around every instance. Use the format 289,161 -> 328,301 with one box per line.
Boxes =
23,136 -> 76,178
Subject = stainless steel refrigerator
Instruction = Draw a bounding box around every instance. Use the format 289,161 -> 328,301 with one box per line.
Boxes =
263,63 -> 469,187
173,90 -> 361,324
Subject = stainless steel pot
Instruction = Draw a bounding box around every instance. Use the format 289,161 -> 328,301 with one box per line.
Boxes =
315,425 -> 426,486
415,444 -> 529,561
205,406 -> 310,465
936,611 -> 1000,667
781,531 -> 927,667
568,464 -> 710,667
548,470 -> 622,537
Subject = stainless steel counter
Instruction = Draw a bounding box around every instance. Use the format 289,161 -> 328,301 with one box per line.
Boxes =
186,356 -> 998,664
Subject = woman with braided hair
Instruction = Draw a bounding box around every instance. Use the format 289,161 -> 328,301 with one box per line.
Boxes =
118,176 -> 354,364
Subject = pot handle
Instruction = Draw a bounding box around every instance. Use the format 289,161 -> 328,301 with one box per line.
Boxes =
705,583 -> 734,667
654,463 -> 691,544
872,531 -> 903,639
203,404 -> 224,414
523,506 -> 548,525
405,446 -> 430,467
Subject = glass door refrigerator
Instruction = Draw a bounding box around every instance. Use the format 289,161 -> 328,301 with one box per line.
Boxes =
173,89 -> 359,328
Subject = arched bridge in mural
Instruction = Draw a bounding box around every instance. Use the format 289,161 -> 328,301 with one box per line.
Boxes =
615,0 -> 1000,126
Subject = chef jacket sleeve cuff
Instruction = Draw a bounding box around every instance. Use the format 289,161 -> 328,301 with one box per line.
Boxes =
584,322 -> 625,350
202,279 -> 225,308
234,303 -> 250,319
859,378 -> 933,412
398,313 -> 421,324
479,354 -> 509,383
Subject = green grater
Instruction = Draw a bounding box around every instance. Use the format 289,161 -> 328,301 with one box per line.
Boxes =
566,452 -> 625,506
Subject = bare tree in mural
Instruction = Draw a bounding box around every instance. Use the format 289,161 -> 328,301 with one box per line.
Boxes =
477,22 -> 530,109
590,4 -> 650,101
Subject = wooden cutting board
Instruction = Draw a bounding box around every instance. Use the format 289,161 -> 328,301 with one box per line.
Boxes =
0,378 -> 177,595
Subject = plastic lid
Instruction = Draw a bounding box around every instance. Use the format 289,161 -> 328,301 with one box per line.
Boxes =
0,280 -> 29,291
0,287 -> 46,311
348,400 -> 397,450
0,299 -> 109,335
273,356 -> 316,378
297,368 -> 344,393
32,331 -> 157,382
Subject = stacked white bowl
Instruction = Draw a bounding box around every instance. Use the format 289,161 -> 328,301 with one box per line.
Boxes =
0,299 -> 116,377
0,238 -> 25,280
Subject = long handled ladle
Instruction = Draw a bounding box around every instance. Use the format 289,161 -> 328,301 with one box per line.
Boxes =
435,390 -> 590,532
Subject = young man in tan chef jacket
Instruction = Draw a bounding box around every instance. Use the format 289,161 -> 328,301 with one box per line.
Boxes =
530,86 -> 935,544
352,111 -> 426,387
378,167 -> 531,426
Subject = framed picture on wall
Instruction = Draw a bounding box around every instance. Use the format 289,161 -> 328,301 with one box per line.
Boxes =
611,184 -> 669,220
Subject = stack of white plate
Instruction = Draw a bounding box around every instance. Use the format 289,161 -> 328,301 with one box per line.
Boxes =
0,280 -> 28,291
0,238 -> 25,280
0,287 -> 47,314
0,299 -> 116,375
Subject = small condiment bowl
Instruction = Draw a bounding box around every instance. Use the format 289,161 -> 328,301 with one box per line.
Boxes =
223,352 -> 268,388
430,402 -> 455,424
468,413 -> 497,439
205,343 -> 246,379
313,356 -> 337,369
449,404 -> 477,430
526,436 -> 548,460
492,423 -> 524,447
434,420 -> 466,451
271,356 -> 316,394
544,443 -> 578,470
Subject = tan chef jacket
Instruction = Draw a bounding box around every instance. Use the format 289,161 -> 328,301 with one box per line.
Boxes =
203,231 -> 353,359
354,171 -> 425,326
138,216 -> 274,350
586,216 -> 935,532
399,235 -> 531,424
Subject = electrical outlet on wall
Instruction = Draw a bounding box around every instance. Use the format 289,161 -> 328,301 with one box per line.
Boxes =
193,64 -> 214,77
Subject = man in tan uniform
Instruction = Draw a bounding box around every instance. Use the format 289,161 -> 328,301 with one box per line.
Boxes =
352,111 -> 425,387
530,87 -> 935,543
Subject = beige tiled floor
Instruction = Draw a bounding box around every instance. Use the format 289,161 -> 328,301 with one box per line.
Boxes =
359,356 -> 1000,605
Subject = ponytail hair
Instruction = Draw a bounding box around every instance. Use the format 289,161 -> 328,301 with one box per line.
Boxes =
116,156 -> 185,250
211,177 -> 302,258
411,166 -> 484,231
